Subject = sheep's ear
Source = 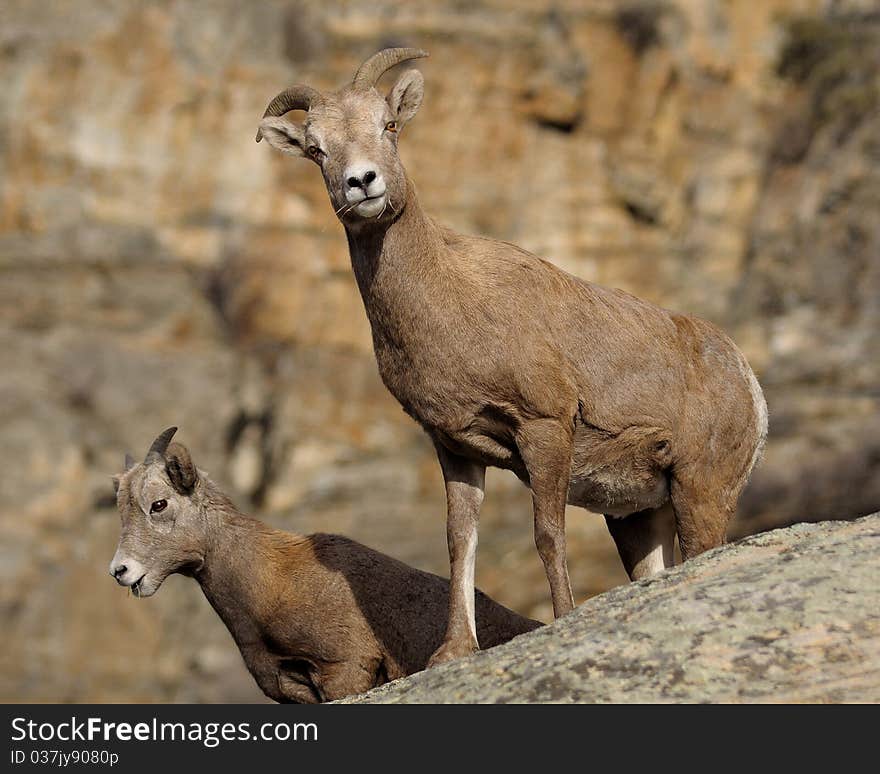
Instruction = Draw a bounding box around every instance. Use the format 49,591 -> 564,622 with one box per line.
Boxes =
387,69 -> 424,127
111,475 -> 122,494
165,442 -> 197,494
258,116 -> 307,157
124,453 -> 135,471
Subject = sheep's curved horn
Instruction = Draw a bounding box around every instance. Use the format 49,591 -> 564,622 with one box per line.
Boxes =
144,427 -> 178,463
255,84 -> 322,142
352,48 -> 428,90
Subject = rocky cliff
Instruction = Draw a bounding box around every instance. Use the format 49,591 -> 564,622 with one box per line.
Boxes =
342,513 -> 880,703
1,0 -> 878,701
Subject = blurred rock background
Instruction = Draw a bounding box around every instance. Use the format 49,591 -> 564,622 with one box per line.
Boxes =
0,0 -> 877,702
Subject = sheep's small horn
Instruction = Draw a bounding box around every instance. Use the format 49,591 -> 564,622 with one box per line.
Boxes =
255,84 -> 322,142
124,453 -> 136,471
144,427 -> 177,463
352,47 -> 428,90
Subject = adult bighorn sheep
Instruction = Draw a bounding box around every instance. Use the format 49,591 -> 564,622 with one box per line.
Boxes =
257,48 -> 768,665
108,428 -> 540,702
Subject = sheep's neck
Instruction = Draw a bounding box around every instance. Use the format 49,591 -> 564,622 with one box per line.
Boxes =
194,509 -> 291,648
345,176 -> 444,316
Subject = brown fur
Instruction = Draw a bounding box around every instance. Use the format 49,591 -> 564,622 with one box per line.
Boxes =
108,433 -> 541,703
258,49 -> 768,664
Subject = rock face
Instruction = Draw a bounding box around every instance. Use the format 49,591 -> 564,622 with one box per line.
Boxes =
342,514 -> 880,703
1,1 -> 878,701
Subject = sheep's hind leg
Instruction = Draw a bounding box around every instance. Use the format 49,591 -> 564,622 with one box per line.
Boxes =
605,502 -> 676,581
670,473 -> 735,561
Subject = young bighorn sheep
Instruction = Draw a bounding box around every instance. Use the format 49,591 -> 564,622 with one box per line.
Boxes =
108,427 -> 541,703
257,48 -> 768,665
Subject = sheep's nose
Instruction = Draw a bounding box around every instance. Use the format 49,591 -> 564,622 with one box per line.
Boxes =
111,563 -> 127,580
345,168 -> 377,190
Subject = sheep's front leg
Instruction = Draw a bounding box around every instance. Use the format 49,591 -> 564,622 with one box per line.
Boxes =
276,673 -> 322,704
518,418 -> 575,618
316,658 -> 385,702
248,652 -> 320,704
427,444 -> 486,667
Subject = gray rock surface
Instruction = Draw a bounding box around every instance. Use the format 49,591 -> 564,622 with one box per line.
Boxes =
342,514 -> 880,703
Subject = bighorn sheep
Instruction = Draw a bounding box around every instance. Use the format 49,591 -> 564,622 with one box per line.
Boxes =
108,428 -> 541,703
257,48 -> 768,665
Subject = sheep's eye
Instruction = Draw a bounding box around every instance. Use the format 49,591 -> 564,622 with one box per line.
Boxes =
307,145 -> 321,159
150,499 -> 168,514
385,120 -> 397,133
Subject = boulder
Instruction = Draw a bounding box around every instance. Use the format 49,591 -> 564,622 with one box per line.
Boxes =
342,514 -> 880,703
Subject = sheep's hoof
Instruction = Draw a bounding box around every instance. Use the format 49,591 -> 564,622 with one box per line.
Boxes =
427,637 -> 479,668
